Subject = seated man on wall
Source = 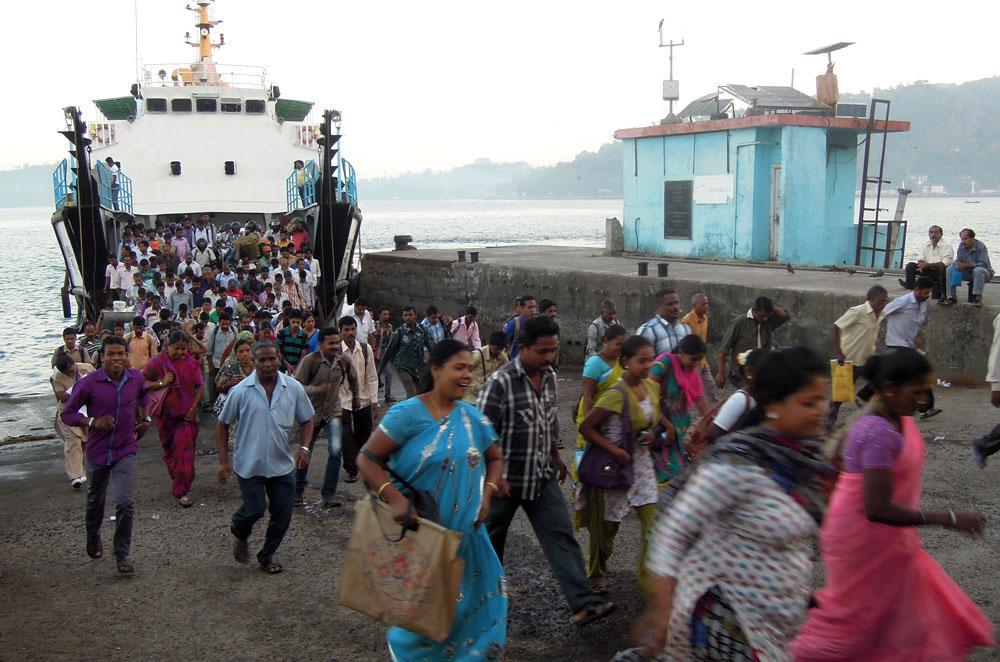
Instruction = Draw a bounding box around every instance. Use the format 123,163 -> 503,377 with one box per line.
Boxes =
899,224 -> 952,301
943,228 -> 993,308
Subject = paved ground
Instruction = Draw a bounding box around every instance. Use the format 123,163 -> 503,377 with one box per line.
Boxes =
2,375 -> 1000,660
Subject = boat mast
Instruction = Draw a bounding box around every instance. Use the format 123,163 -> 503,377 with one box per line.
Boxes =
184,1 -> 225,85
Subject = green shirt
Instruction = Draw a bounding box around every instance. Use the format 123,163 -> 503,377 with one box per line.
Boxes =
377,323 -> 431,378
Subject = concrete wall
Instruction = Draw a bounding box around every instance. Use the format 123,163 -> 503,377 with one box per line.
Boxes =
361,250 -> 992,378
623,125 -> 858,266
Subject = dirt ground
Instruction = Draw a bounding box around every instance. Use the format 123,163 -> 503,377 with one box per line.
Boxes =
2,376 -> 1000,661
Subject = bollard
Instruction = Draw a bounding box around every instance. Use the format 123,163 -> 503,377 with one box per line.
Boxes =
457,250 -> 466,262
637,261 -> 649,276
657,263 -> 669,278
470,251 -> 480,263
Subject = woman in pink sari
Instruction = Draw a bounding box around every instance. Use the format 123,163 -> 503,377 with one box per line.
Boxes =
144,329 -> 205,507
794,348 -> 993,661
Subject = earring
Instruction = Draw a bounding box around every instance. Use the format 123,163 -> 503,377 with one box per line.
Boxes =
765,411 -> 780,420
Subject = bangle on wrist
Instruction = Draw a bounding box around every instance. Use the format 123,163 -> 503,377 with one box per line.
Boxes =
485,481 -> 499,494
377,481 -> 392,499
948,509 -> 957,528
299,446 -> 310,454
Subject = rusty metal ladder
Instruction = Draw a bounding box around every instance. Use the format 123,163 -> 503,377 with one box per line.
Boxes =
854,99 -> 905,268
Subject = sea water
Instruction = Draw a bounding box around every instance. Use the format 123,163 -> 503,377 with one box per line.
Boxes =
1,197 -> 995,397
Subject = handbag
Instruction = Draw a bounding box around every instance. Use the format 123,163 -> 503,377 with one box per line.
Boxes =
146,385 -> 168,417
578,384 -> 636,491
359,447 -> 443,527
830,360 -> 855,403
339,494 -> 465,642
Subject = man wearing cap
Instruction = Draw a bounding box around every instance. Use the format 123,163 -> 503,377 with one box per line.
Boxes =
193,214 -> 215,248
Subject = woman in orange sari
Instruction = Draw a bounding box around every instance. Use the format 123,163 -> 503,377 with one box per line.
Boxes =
793,349 -> 993,661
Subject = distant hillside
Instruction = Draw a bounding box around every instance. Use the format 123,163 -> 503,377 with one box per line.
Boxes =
0,164 -> 57,208
4,77 -> 1000,206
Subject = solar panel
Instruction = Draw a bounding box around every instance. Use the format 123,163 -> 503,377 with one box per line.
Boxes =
719,84 -> 822,110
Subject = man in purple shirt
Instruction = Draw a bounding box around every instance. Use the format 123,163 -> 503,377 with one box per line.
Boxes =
61,336 -> 151,575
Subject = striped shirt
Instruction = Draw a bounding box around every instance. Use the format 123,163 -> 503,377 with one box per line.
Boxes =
276,327 -> 309,370
476,357 -> 558,501
637,315 -> 692,356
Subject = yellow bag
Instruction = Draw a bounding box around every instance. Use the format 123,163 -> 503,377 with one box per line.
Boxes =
830,360 -> 855,403
339,495 -> 465,642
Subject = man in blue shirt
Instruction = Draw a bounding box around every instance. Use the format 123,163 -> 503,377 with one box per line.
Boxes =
503,295 -> 537,358
420,305 -> 450,348
217,340 -> 315,574
945,228 -> 994,307
882,275 -> 940,418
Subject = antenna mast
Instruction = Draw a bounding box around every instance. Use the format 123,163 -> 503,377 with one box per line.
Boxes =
658,20 -> 684,119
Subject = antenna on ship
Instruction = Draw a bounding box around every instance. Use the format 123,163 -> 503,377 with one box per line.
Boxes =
184,0 -> 225,85
657,20 -> 684,123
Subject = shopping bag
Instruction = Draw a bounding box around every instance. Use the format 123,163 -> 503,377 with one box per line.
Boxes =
830,360 -> 855,403
339,494 -> 464,642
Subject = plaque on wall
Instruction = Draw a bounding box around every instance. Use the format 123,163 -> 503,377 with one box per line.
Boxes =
664,180 -> 693,239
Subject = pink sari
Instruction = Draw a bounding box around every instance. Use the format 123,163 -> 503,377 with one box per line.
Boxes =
792,416 -> 994,661
145,354 -> 204,498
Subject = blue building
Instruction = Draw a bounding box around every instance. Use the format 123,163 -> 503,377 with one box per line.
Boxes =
614,114 -> 910,266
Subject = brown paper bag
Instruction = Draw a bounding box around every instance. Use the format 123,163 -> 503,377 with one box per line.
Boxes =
339,495 -> 465,642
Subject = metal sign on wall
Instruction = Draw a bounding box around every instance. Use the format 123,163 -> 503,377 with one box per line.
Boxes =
664,179 -> 693,239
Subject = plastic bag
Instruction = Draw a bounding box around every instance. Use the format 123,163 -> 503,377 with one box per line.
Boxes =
830,360 -> 855,403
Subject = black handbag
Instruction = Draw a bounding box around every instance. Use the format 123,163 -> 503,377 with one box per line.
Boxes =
577,384 -> 636,491
360,448 -> 443,535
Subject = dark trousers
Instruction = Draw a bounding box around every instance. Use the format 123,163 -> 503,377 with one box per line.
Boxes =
903,263 -> 946,299
295,418 -> 341,500
486,477 -> 602,613
86,453 -> 137,561
341,406 -> 373,477
232,471 -> 295,567
973,423 -> 1000,459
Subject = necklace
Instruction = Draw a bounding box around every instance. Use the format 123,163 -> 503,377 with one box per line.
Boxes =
424,394 -> 454,422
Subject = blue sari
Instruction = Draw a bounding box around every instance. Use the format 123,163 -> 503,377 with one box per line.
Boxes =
379,398 -> 507,661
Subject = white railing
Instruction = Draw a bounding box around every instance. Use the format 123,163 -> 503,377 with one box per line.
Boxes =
88,122 -> 118,147
142,63 -> 269,89
294,125 -> 322,148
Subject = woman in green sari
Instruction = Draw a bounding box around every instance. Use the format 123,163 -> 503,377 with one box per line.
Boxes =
650,334 -> 710,487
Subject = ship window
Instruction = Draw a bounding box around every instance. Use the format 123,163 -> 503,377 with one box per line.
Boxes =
169,161 -> 181,176
221,100 -> 242,113
171,98 -> 192,112
145,98 -> 167,112
224,161 -> 236,175
245,99 -> 266,114
196,98 -> 217,113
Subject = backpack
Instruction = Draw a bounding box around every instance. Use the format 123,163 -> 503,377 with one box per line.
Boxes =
684,389 -> 753,461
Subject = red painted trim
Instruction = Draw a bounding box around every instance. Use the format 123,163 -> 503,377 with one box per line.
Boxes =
613,114 -> 910,139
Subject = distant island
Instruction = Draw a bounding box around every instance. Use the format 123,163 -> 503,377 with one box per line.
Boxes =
3,76 -> 999,207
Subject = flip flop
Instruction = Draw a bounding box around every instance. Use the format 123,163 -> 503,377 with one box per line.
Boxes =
260,562 -> 283,575
570,600 -> 616,626
591,585 -> 610,596
920,408 -> 943,420
86,535 -> 103,560
178,496 -> 193,508
937,298 -> 957,306
232,536 -> 250,564
117,559 -> 135,575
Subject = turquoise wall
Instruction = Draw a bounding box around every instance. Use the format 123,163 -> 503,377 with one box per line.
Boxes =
622,124 -> 858,266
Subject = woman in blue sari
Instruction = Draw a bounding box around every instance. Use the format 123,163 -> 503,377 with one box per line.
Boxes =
358,339 -> 507,661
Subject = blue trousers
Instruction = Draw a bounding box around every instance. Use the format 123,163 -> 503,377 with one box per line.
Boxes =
294,417 -> 342,500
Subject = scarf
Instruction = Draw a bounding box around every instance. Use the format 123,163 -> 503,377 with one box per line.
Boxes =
664,352 -> 702,408
221,330 -> 255,372
659,425 -> 836,526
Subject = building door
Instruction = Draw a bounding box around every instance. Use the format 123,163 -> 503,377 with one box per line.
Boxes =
769,165 -> 782,261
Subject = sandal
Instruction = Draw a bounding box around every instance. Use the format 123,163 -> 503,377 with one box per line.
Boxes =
232,536 -> 250,564
86,534 -> 103,560
293,495 -> 304,507
117,559 -> 135,575
178,496 -> 193,508
569,600 -> 616,627
938,298 -> 957,306
260,562 -> 283,575
591,585 -> 609,596
920,408 -> 943,420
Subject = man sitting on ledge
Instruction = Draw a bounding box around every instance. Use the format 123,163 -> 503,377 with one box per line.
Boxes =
899,224 -> 951,301
942,228 -> 993,308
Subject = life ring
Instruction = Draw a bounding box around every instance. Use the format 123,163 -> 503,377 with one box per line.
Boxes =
300,127 -> 314,144
96,126 -> 110,144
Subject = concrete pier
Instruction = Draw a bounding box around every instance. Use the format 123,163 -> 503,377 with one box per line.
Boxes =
362,245 -> 998,378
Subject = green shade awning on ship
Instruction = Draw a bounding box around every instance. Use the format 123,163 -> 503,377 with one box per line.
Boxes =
94,96 -> 138,120
275,99 -> 314,122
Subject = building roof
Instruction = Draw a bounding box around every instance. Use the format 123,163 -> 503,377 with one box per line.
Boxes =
719,84 -> 823,111
613,114 -> 910,140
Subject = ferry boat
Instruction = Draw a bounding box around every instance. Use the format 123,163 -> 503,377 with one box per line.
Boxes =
51,0 -> 362,326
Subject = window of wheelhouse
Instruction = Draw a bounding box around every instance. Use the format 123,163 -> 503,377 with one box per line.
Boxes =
245,99 -> 265,114
195,98 -> 217,112
171,98 -> 192,112
221,99 -> 242,113
145,98 -> 167,112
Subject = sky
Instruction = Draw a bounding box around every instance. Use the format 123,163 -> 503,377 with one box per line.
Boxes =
3,0 -> 998,177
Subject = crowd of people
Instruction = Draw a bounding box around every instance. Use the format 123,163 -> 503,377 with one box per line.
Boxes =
48,218 -> 1000,660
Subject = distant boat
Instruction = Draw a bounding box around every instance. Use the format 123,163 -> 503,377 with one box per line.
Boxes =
965,200 -> 982,204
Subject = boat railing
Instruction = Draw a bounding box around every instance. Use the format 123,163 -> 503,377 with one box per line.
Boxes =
286,160 -> 320,211
142,63 -> 269,89
53,158 -> 78,209
96,161 -> 134,215
285,159 -> 357,211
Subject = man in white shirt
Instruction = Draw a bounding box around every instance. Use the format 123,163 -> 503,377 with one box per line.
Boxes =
193,214 -> 215,248
192,239 -> 217,269
115,255 -> 140,300
179,254 -> 203,278
900,224 -> 953,301
104,254 -> 119,306
348,298 -> 377,345
302,247 -> 321,281
337,315 -> 379,483
136,240 -> 155,263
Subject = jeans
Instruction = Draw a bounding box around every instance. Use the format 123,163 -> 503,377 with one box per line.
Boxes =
86,453 -> 137,561
295,417 -> 342,500
380,364 -> 395,400
232,470 -> 295,567
948,264 -> 990,297
341,406 -> 373,477
397,370 -> 419,399
486,477 -> 603,613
